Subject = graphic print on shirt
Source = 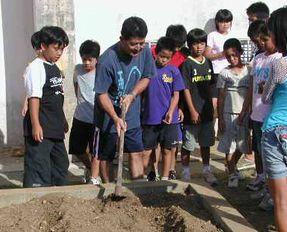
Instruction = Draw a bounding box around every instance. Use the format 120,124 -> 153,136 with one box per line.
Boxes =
114,66 -> 141,106
191,68 -> 212,83
254,67 -> 270,94
162,73 -> 173,83
50,74 -> 64,95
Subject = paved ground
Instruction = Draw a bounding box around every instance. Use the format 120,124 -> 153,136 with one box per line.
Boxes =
0,144 -> 231,188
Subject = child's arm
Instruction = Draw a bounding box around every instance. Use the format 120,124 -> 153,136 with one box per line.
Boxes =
24,61 -> 46,142
29,98 -> 43,142
73,82 -> 78,98
163,91 -> 179,124
64,114 -> 69,133
238,76 -> 252,124
183,89 -> 200,124
262,58 -> 287,103
21,96 -> 28,117
204,46 -> 225,61
73,67 -> 78,98
217,88 -> 226,132
181,61 -> 200,124
178,107 -> 184,122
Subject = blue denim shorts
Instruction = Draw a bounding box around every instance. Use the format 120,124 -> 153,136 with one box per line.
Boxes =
262,126 -> 287,179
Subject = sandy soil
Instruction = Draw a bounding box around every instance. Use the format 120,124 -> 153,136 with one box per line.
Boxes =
0,191 -> 222,232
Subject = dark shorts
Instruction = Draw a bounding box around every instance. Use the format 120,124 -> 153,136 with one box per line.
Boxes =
142,124 -> 178,150
69,118 -> 95,154
251,120 -> 263,155
210,74 -> 219,98
96,127 -> 144,162
177,123 -> 183,142
23,137 -> 69,188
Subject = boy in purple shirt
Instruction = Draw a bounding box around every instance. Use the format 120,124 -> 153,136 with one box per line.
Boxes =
142,37 -> 185,180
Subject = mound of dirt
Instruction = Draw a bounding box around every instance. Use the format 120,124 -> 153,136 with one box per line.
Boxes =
0,191 -> 222,232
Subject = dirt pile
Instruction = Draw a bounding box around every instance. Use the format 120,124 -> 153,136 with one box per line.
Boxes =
0,191 -> 221,232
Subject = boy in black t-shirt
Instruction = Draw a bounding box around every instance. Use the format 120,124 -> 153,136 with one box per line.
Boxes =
181,28 -> 217,185
23,26 -> 69,188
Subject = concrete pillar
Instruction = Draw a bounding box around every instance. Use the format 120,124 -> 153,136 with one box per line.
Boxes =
0,1 -> 7,146
33,0 -> 76,156
0,0 -> 34,147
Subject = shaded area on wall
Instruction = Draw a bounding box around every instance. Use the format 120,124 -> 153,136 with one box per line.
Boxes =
1,0 -> 34,146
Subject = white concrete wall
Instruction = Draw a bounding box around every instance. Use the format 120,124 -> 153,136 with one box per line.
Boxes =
0,0 -> 286,146
74,0 -> 286,62
0,0 -> 34,146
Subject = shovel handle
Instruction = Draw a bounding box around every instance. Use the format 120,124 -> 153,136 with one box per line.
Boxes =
115,104 -> 127,195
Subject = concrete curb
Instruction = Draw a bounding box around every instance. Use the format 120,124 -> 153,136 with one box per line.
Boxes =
189,179 -> 257,232
0,179 -> 256,232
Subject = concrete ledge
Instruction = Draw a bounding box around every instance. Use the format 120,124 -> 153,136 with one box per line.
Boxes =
0,180 -> 256,232
0,181 -> 183,209
0,184 -> 112,208
190,179 -> 256,232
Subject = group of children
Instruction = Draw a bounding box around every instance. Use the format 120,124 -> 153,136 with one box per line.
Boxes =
22,3 -> 287,230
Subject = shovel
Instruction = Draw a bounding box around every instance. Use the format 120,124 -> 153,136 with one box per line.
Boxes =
114,103 -> 127,196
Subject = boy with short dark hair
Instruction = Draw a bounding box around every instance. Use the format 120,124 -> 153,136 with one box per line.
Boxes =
23,26 -> 69,187
94,16 -> 156,182
165,24 -> 188,180
246,2 -> 269,23
142,36 -> 185,180
69,40 -> 101,185
165,24 -> 189,68
247,20 -> 266,57
151,24 -> 188,68
181,28 -> 217,185
30,31 -> 41,54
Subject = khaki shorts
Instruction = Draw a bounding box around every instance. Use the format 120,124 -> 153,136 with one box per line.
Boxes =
182,121 -> 215,151
217,113 -> 251,154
